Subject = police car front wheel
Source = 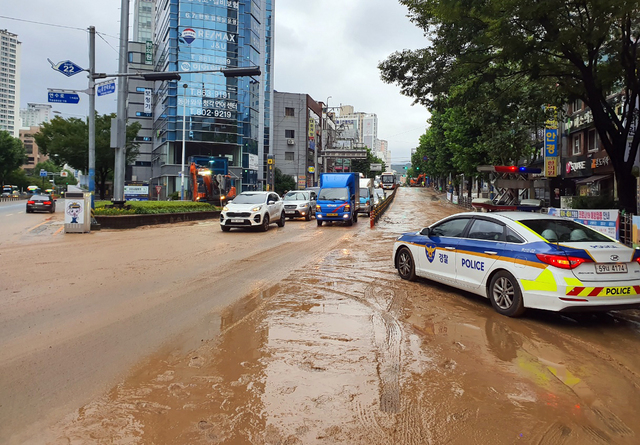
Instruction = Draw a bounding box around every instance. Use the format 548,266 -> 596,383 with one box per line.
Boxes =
488,271 -> 525,317
396,247 -> 416,281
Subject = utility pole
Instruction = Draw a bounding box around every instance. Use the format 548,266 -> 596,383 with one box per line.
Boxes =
88,26 -> 96,209
113,0 -> 130,205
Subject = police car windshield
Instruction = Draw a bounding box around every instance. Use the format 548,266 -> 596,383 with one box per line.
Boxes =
319,187 -> 348,201
519,219 -> 611,242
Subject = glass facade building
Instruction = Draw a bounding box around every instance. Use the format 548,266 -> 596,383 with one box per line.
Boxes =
151,0 -> 273,194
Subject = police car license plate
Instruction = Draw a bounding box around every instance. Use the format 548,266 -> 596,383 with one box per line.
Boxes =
327,213 -> 338,216
595,263 -> 627,274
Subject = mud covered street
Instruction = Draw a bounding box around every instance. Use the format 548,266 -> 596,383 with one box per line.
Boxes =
6,188 -> 640,444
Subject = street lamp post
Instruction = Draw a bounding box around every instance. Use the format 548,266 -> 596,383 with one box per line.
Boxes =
181,83 -> 188,201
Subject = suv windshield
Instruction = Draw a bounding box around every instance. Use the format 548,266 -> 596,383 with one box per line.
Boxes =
284,192 -> 309,201
318,187 -> 348,201
519,218 -> 611,242
231,193 -> 266,205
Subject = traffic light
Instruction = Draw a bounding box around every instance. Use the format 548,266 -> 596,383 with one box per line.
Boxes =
142,72 -> 182,81
416,167 -> 420,170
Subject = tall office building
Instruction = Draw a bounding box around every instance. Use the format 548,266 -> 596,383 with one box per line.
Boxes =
148,0 -> 274,195
20,103 -> 52,128
0,30 -> 21,137
133,0 -> 155,43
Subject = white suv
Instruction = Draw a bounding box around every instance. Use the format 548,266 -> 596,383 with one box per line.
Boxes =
220,191 -> 285,232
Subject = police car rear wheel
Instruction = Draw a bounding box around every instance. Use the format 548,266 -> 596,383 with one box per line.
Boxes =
396,247 -> 416,281
489,271 -> 525,317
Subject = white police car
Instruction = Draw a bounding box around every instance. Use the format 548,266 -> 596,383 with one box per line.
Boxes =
393,211 -> 640,317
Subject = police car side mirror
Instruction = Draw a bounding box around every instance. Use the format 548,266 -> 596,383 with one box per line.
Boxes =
419,227 -> 431,237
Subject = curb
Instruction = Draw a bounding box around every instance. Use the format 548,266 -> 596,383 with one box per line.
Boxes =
94,211 -> 220,229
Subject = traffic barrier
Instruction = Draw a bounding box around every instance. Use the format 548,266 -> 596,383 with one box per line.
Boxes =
370,187 -> 397,228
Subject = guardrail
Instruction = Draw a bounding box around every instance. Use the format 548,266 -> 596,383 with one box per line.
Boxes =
0,196 -> 25,202
370,187 -> 397,228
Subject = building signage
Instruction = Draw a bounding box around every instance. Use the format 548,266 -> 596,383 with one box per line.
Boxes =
548,208 -> 619,240
248,153 -> 259,170
308,118 -> 316,138
545,158 -> 557,177
144,89 -> 152,114
184,0 -> 239,9
566,160 -> 587,174
124,183 -> 149,201
182,12 -> 238,25
182,28 -> 197,44
145,41 -> 153,64
544,105 -> 558,177
591,155 -> 610,169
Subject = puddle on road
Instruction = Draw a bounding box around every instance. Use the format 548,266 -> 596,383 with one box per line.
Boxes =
48,189 -> 640,444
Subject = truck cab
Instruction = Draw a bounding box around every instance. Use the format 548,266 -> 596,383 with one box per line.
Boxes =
358,177 -> 374,216
315,173 -> 360,227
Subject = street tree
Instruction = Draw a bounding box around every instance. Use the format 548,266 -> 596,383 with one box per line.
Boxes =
351,146 -> 385,178
34,114 -> 141,199
274,168 -> 296,195
380,0 -> 640,212
0,130 -> 26,186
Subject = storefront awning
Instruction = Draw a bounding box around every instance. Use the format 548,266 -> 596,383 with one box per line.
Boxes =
574,174 -> 611,185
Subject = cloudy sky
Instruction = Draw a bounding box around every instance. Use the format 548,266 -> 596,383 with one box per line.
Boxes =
1,0 -> 431,164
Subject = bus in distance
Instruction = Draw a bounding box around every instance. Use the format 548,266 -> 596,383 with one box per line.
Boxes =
380,172 -> 397,190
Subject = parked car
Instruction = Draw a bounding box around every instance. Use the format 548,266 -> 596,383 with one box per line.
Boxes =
282,190 -> 317,220
393,211 -> 640,317
220,191 -> 285,232
26,194 -> 56,213
373,188 -> 386,206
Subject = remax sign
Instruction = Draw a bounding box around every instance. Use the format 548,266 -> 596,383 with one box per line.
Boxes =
182,28 -> 196,45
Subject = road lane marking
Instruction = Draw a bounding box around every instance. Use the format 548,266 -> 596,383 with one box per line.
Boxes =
53,226 -> 64,236
27,216 -> 53,232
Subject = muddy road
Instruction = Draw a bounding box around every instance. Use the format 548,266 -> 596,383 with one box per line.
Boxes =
4,188 -> 640,444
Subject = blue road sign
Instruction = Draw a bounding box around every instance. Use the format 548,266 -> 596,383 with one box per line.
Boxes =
40,170 -> 47,177
48,92 -> 80,104
48,59 -> 85,77
96,80 -> 116,96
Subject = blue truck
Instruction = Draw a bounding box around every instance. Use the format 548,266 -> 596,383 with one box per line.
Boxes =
315,173 -> 360,226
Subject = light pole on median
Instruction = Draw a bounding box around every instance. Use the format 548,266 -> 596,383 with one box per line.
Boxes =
181,83 -> 188,201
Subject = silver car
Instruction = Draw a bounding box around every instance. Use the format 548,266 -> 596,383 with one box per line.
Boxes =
282,190 -> 317,221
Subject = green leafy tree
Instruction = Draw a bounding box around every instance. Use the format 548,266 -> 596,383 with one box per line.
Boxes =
351,146 -> 385,178
274,168 -> 296,195
380,0 -> 640,212
0,130 -> 26,186
34,114 -> 141,199
5,168 -> 30,192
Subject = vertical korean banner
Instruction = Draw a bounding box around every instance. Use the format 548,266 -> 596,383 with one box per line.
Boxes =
144,89 -> 152,114
545,106 -> 558,177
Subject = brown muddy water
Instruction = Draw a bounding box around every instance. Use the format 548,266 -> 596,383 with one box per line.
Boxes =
47,188 -> 640,444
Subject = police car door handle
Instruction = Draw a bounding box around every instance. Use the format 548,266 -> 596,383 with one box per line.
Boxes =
445,246 -> 455,251
484,251 -> 497,255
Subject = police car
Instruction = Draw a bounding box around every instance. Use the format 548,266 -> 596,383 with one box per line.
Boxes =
393,211 -> 640,317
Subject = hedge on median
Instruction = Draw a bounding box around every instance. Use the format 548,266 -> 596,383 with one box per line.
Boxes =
94,200 -> 219,215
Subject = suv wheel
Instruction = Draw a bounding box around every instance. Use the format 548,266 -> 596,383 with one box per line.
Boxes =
277,212 -> 285,227
261,214 -> 270,232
